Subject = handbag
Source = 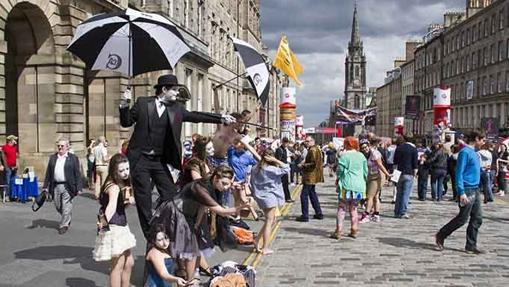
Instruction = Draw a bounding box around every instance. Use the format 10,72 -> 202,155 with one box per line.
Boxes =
31,191 -> 47,212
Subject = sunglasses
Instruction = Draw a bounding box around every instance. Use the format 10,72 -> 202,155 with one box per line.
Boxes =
57,145 -> 66,148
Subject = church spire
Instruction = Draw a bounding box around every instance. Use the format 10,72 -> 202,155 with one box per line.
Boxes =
350,1 -> 361,46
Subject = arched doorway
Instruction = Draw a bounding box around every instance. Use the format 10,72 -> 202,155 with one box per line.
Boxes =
4,2 -> 56,154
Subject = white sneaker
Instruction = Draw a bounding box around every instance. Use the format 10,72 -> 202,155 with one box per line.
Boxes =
371,215 -> 381,222
359,214 -> 371,224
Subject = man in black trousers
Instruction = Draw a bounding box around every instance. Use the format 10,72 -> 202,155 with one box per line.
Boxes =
276,137 -> 293,202
119,74 -> 235,238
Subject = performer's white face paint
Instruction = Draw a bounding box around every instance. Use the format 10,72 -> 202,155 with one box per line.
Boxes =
117,162 -> 130,180
155,231 -> 170,249
214,177 -> 232,192
162,86 -> 179,102
206,142 -> 214,156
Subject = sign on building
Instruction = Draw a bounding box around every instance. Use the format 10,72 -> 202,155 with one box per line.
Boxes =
481,117 -> 499,139
405,95 -> 420,119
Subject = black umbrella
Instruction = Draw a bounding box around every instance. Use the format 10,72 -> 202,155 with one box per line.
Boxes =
232,37 -> 270,106
67,8 -> 190,77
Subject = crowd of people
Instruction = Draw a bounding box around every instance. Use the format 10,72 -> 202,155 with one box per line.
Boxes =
8,74 -> 326,287
2,74 -> 505,286
83,132 -> 326,286
323,130 -> 501,255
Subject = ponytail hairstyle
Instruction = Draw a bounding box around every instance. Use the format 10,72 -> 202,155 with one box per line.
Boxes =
256,148 -> 277,173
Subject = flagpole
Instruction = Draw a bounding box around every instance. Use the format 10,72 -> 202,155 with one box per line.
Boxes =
213,72 -> 247,91
241,121 -> 277,131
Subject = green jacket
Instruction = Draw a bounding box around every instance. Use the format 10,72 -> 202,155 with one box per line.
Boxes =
337,150 -> 368,194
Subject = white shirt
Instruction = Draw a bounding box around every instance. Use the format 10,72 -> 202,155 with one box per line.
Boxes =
478,149 -> 492,170
387,145 -> 396,165
93,143 -> 108,166
54,153 -> 68,182
155,97 -> 166,117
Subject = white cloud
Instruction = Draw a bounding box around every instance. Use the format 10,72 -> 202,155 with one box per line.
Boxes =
261,0 -> 465,127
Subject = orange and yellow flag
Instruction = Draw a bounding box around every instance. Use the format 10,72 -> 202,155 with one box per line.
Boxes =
273,35 -> 303,86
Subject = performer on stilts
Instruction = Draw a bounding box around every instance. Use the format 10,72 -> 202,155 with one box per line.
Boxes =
119,74 -> 236,239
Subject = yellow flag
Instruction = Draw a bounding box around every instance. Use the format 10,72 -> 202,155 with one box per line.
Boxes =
273,35 -> 303,85
290,50 -> 303,76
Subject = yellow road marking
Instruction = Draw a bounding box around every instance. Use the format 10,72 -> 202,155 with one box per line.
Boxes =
241,184 -> 302,266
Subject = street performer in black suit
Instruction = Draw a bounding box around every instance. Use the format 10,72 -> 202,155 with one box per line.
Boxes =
119,74 -> 236,238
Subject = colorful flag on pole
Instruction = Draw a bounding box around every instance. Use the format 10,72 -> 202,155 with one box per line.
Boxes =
273,35 -> 303,86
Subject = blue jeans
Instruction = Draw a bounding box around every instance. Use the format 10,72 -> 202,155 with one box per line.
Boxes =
431,169 -> 447,201
417,176 -> 428,200
394,174 -> 414,217
5,167 -> 13,198
300,184 -> 322,219
480,170 -> 494,202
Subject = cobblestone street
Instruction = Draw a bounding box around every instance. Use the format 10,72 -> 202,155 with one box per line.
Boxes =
256,176 -> 509,286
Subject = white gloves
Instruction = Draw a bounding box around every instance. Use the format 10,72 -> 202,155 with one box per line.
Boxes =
119,89 -> 132,108
121,89 -> 132,102
221,114 -> 236,125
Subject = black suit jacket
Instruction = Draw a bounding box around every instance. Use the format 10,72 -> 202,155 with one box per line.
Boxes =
120,96 -> 222,170
43,153 -> 82,198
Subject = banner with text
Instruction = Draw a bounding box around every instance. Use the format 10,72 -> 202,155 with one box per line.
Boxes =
335,105 -> 377,124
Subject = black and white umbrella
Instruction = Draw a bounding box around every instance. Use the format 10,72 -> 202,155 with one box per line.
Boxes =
67,8 -> 190,77
232,37 -> 270,106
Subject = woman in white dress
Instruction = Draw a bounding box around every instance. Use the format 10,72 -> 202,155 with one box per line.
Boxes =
92,154 -> 136,287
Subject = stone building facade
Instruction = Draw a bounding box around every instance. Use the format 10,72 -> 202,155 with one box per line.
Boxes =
443,0 -> 509,132
414,28 -> 444,136
413,0 -> 509,136
366,0 -> 509,139
1,0 -> 281,176
401,58 -> 415,134
375,41 -> 418,138
375,80 -> 391,137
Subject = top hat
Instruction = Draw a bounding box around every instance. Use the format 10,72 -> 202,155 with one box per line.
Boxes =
154,74 -> 179,88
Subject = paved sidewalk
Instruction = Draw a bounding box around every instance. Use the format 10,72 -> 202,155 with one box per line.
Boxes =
0,190 -> 261,287
256,176 -> 509,286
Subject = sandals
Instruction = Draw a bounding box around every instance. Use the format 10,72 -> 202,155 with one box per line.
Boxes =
348,229 -> 358,239
199,267 -> 213,277
329,232 -> 341,240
